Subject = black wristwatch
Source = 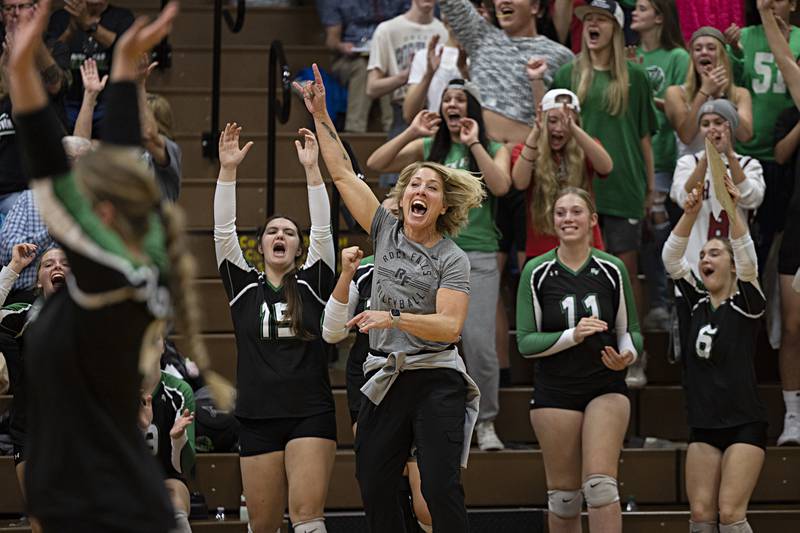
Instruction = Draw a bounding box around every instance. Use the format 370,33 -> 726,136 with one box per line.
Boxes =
86,22 -> 99,35
390,308 -> 401,328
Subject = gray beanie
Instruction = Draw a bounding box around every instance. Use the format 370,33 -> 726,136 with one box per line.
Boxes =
690,26 -> 726,45
697,98 -> 739,131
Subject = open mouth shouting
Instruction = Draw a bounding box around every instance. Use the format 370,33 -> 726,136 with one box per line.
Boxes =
51,271 -> 66,291
587,28 -> 601,45
496,3 -> 514,21
272,241 -> 287,259
410,199 -> 429,219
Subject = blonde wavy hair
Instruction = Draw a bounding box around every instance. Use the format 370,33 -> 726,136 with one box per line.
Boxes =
573,20 -> 629,116
531,109 -> 590,235
685,38 -> 738,102
75,146 -> 232,407
390,161 -> 485,237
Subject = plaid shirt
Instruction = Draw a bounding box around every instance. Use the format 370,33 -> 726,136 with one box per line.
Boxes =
316,0 -> 409,44
0,190 -> 54,291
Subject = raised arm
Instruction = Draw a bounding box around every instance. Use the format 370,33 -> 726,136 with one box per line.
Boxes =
567,110 -> 613,176
294,63 -> 379,233
663,184 -> 701,279
758,0 -> 800,109
403,36 -> 441,124
322,246 -> 363,344
366,110 -> 434,172
213,122 -> 253,269
439,0 -> 487,54
296,128 -> 335,272
551,0 -> 575,45
0,244 -> 38,306
73,58 -> 107,138
512,120 -> 542,191
459,118 -> 511,196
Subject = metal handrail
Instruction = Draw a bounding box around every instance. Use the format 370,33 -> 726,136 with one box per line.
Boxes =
201,0 -> 247,159
267,40 -> 291,217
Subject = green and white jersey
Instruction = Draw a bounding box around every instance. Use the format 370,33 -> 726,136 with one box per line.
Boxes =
731,25 -> 800,160
145,371 -> 196,479
516,248 -> 643,387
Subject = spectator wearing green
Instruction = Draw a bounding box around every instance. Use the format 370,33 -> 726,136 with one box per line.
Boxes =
725,0 -> 800,266
366,79 -> 512,453
629,0 -> 689,332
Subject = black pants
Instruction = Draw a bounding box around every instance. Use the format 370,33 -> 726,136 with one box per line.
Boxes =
355,368 -> 468,533
755,160 -> 793,269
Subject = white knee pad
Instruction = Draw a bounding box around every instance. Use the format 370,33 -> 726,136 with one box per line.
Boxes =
719,520 -> 752,533
689,521 -> 719,533
582,474 -> 619,508
417,520 -> 433,532
293,517 -> 326,533
547,489 -> 584,518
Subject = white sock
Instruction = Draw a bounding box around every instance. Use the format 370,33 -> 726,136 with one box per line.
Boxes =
784,390 -> 800,417
170,509 -> 192,533
293,517 -> 326,533
719,519 -> 752,533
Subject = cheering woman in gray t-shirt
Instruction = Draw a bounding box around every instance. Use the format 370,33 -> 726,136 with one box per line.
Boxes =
296,64 -> 485,533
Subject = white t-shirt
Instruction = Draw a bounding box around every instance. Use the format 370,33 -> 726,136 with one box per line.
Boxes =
670,151 -> 765,277
408,44 -> 462,113
367,14 -> 448,102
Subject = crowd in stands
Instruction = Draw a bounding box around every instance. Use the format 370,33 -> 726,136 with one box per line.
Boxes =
0,0 -> 799,532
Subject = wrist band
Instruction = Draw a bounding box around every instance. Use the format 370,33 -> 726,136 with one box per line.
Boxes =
468,141 -> 480,149
524,143 -> 538,150
698,90 -> 710,99
519,152 -> 535,163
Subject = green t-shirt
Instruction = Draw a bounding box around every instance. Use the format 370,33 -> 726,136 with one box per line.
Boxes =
552,62 -> 658,219
636,46 -> 690,174
731,25 -> 800,160
422,137 -> 503,252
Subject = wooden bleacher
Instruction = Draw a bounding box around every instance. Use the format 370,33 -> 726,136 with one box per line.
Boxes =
1,1 -> 799,531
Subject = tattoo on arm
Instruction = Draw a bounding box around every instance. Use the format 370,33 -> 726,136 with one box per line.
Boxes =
320,121 -> 350,161
41,64 -> 63,89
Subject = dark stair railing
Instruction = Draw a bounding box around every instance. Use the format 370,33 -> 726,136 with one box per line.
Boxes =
201,0 -> 246,159
267,40 -> 292,218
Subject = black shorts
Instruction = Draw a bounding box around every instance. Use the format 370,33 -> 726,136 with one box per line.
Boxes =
13,442 -> 24,466
779,211 -> 800,275
599,214 -> 642,254
530,377 -> 628,412
496,189 -> 526,254
689,421 -> 768,451
238,411 -> 337,456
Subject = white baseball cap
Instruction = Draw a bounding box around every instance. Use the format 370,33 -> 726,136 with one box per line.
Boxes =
541,89 -> 581,113
575,0 -> 625,29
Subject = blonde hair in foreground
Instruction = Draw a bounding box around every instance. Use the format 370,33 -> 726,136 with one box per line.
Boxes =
74,146 -> 233,408
532,110 -> 589,235
390,161 -> 485,237
573,21 -> 629,116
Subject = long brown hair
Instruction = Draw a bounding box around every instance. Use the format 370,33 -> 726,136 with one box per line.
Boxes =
257,214 -> 313,340
573,18 -> 629,115
647,0 -> 686,50
685,35 -> 737,102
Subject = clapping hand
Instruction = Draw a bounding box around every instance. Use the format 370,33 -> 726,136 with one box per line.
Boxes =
526,56 -> 548,81
169,409 -> 195,440
426,34 -> 442,75
724,23 -> 742,50
601,346 -> 635,370
573,316 -> 608,343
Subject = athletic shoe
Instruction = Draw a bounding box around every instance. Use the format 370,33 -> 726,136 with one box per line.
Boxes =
625,351 -> 648,389
642,306 -> 671,332
777,414 -> 800,446
475,420 -> 505,451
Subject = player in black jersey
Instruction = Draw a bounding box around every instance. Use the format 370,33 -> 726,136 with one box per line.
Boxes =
516,187 -> 643,533
7,4 -> 225,531
214,122 -> 336,533
663,179 -> 766,533
0,244 -> 67,533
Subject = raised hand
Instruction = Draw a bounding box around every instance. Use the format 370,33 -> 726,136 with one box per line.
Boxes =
601,346 -> 635,371
757,0 -> 774,9
80,58 -> 108,95
112,2 -> 179,79
459,117 -> 480,146
64,0 -> 96,31
724,23 -> 742,50
6,0 -> 50,72
218,122 -> 254,170
135,54 -> 159,86
526,56 -> 548,81
409,109 -> 441,138
683,182 -> 703,215
724,174 -> 741,206
718,124 -> 734,156
426,34 -> 442,75
169,409 -> 195,439
701,65 -> 728,97
292,62 -> 328,117
560,102 -> 575,130
294,128 -> 319,168
9,243 -> 38,274
340,246 -> 363,276
572,316 -> 608,343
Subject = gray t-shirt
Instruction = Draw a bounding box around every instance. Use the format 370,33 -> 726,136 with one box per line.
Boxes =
441,0 -> 574,125
369,206 -> 470,354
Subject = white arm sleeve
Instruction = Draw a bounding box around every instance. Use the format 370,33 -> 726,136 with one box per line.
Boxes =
0,266 -> 19,307
322,280 -> 360,344
731,233 -> 759,283
662,232 -> 692,280
670,155 -> 696,206
213,180 -> 249,270
304,183 -> 335,272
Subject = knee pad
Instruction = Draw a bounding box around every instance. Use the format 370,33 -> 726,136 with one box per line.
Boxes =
293,518 -> 327,533
719,520 -> 752,533
547,489 -> 583,518
582,474 -> 619,508
417,520 -> 433,532
689,521 -> 719,533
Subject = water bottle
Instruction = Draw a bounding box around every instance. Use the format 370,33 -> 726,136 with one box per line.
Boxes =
625,495 -> 639,512
215,506 -> 226,521
239,494 -> 249,523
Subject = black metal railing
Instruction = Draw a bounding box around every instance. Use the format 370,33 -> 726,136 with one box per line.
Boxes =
152,0 -> 173,69
267,40 -> 291,218
201,0 -> 247,159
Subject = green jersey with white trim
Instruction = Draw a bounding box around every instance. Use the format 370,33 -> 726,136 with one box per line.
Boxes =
146,372 -> 196,480
516,248 -> 643,387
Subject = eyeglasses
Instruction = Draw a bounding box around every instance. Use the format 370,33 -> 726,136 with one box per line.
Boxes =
2,2 -> 36,13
